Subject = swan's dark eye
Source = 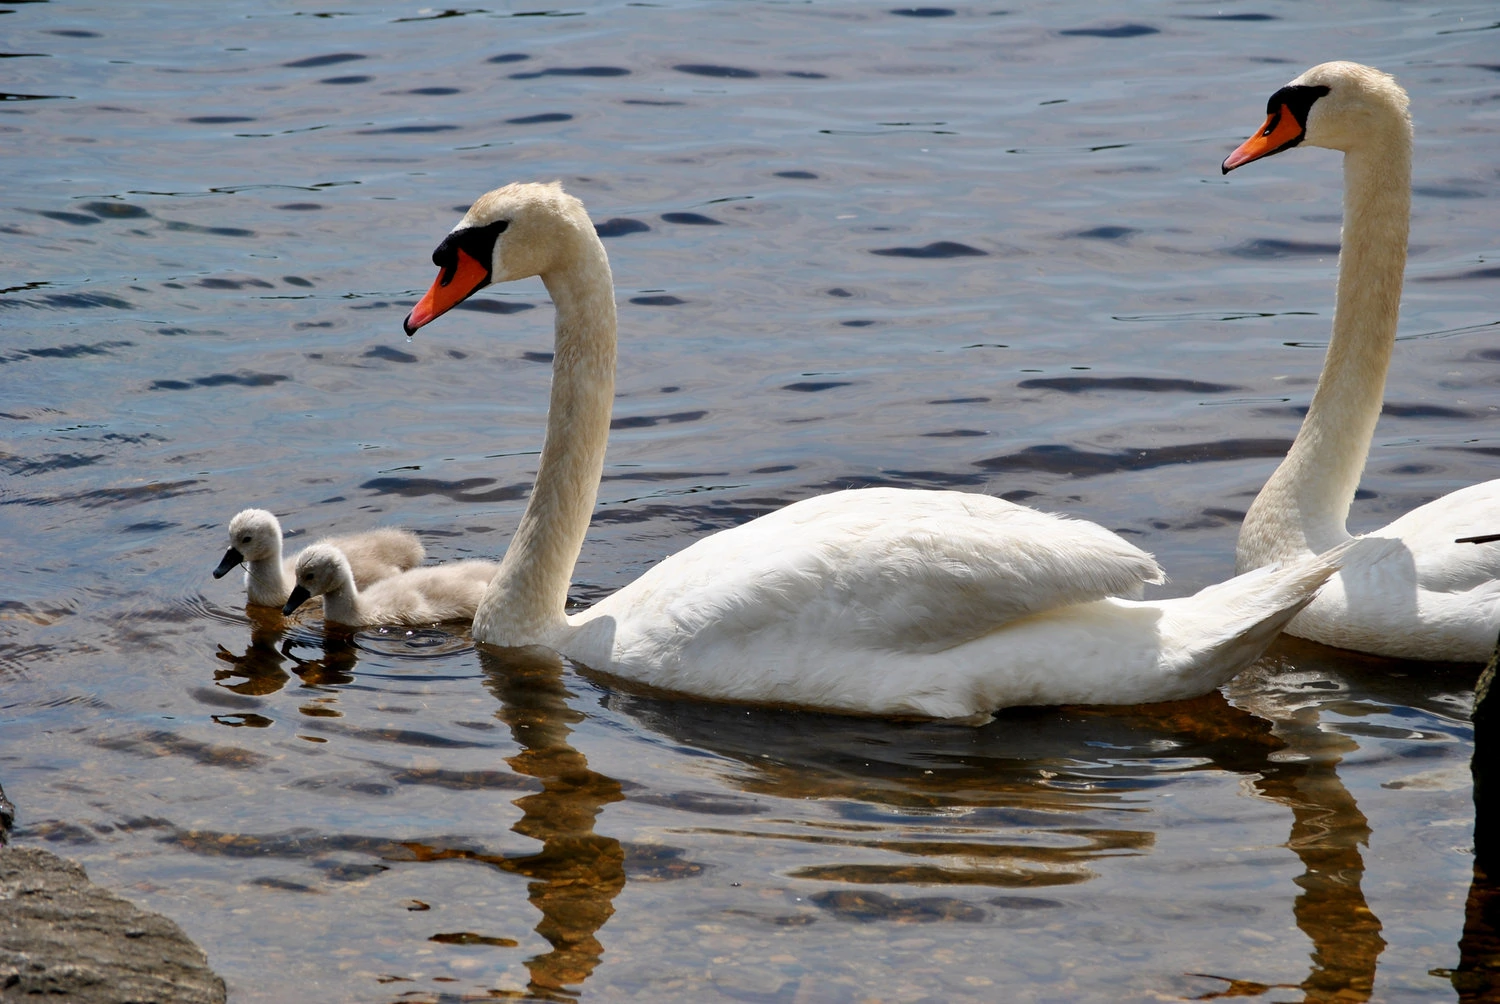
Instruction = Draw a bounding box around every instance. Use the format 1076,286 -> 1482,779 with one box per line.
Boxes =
430,219 -> 509,287
239,536 -> 252,545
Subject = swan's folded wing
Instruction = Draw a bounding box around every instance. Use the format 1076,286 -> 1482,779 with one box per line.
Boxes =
1380,479 -> 1500,592
619,488 -> 1163,654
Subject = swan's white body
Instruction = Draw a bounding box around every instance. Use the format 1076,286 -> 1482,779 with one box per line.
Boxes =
214,508 -> 424,608
285,543 -> 499,627
1227,62 -> 1500,662
404,182 -> 1354,720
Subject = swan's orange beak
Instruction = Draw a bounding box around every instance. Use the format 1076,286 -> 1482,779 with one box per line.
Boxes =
403,248 -> 490,335
1222,104 -> 1304,173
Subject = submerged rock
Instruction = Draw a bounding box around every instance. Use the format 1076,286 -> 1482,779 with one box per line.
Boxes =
0,845 -> 226,1003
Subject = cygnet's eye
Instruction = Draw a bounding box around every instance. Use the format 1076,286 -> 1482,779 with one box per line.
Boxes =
239,535 -> 252,545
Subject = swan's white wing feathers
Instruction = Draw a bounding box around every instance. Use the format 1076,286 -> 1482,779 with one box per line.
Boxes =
597,487 -> 1162,654
1376,479 -> 1500,592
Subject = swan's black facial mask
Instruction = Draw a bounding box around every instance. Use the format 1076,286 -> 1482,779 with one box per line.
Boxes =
405,218 -> 510,335
1222,84 -> 1330,173
431,219 -> 509,288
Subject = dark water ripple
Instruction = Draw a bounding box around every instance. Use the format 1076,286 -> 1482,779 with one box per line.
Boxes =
810,890 -> 986,922
1227,238 -> 1342,259
870,241 -> 986,258
783,380 -> 852,392
674,63 -> 759,79
510,66 -> 630,79
595,217 -> 651,238
1071,225 -> 1138,241
1180,12 -> 1277,20
1059,23 -> 1159,38
0,340 -> 133,361
36,210 -> 100,226
1018,376 -> 1241,394
1418,266 -> 1500,282
360,476 -> 530,505
610,410 -> 706,430
505,112 -> 571,125
452,298 -> 535,314
298,721 -> 495,749
976,439 -> 1294,477
3,479 -> 207,509
357,124 -> 460,135
150,372 -> 290,391
364,345 -> 417,363
0,452 -> 106,477
81,201 -> 150,218
283,53 -> 366,68
96,732 -> 269,770
661,212 -> 721,226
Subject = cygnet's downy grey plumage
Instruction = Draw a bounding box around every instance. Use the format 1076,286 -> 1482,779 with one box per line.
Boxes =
282,543 -> 500,627
211,508 -> 425,608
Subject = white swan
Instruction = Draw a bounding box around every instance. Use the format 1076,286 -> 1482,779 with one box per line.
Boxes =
212,508 -> 425,608
401,181 -> 1356,720
1224,61 -> 1500,662
281,542 -> 499,627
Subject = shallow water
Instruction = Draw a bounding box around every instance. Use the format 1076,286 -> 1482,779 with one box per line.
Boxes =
3,0 -> 1500,1000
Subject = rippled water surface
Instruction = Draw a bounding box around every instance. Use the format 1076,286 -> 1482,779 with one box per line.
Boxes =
4,1 -> 1500,1000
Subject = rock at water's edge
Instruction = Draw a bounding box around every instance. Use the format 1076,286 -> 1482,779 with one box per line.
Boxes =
0,845 -> 226,1003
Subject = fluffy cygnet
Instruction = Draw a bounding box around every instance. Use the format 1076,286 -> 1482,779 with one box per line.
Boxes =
212,508 -> 425,608
282,543 -> 500,627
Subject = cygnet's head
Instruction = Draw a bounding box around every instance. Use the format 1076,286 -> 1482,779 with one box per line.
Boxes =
1223,61 -> 1410,173
212,508 -> 282,578
282,543 -> 353,616
403,180 -> 598,335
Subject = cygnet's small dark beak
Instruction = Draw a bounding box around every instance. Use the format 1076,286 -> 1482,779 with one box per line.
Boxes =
282,585 -> 312,617
212,547 -> 244,579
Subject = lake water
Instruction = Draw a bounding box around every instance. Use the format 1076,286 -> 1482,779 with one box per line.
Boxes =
3,0 -> 1499,1000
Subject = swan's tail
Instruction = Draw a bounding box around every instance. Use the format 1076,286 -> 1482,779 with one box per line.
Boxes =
1158,536 -> 1391,695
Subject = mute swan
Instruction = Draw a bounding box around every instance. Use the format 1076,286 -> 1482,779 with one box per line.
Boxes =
1223,61 -> 1500,662
212,508 -> 425,608
282,543 -> 500,627
401,181 -> 1356,720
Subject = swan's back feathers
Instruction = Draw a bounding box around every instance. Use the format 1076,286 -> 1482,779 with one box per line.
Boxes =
596,488 -> 1163,654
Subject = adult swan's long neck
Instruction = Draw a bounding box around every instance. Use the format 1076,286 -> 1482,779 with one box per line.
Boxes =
1236,131 -> 1411,570
474,241 -> 617,646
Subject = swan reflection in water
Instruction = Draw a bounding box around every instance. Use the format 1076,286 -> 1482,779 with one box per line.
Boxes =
207,616 -> 1491,1000
211,606 -> 359,700
559,655 -> 1421,1000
